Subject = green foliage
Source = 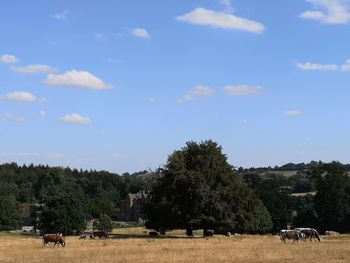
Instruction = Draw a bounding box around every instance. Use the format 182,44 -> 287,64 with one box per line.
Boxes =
0,197 -> 20,231
93,214 -> 113,232
243,173 -> 296,232
0,164 -> 153,227
146,140 -> 272,234
309,162 -> 350,232
38,177 -> 86,235
293,196 -> 318,228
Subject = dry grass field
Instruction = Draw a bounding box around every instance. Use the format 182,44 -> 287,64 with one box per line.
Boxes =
0,230 -> 349,263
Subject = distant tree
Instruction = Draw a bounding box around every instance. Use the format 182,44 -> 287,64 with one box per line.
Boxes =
93,214 -> 113,232
243,173 -> 295,232
0,197 -> 20,231
309,162 -> 350,232
146,140 -> 272,235
293,196 -> 318,228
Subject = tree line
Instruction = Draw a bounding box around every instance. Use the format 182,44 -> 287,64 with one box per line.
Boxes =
1,140 -> 350,234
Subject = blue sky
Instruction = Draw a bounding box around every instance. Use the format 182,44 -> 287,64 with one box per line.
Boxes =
1,0 -> 350,173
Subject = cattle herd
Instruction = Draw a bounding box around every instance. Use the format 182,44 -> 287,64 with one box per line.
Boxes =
279,228 -> 321,243
42,228 -> 324,248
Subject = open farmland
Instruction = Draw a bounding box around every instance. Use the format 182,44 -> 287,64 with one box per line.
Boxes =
0,231 -> 349,263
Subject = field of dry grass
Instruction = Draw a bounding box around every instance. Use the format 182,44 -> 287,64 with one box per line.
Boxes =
0,230 -> 349,263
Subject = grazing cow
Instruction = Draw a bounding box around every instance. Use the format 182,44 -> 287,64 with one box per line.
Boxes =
43,234 -> 65,248
79,235 -> 86,239
89,234 -> 95,239
295,228 -> 321,242
93,231 -> 109,239
279,230 -> 302,244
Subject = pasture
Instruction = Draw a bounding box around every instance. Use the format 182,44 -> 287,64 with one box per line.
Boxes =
0,230 -> 349,263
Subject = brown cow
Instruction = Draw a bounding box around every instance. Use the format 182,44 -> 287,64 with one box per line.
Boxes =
93,231 -> 109,239
43,234 -> 66,247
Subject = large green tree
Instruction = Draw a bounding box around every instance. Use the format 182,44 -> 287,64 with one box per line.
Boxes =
38,169 -> 86,235
39,187 -> 86,235
309,162 -> 350,232
0,197 -> 20,231
146,140 -> 272,234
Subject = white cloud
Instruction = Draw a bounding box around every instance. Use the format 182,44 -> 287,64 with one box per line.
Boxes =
297,62 -> 338,71
177,85 -> 214,103
300,0 -> 350,24
132,28 -> 150,38
223,85 -> 262,95
11,64 -> 57,74
52,10 -> 69,20
44,70 -> 113,90
38,110 -> 46,117
0,91 -> 38,103
176,7 -> 265,33
0,54 -> 19,64
60,113 -> 92,125
285,110 -> 303,116
48,153 -> 64,159
4,113 -> 25,123
341,58 -> 350,71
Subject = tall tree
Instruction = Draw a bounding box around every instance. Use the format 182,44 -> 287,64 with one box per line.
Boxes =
38,169 -> 86,235
146,140 -> 272,234
309,162 -> 350,232
0,197 -> 20,231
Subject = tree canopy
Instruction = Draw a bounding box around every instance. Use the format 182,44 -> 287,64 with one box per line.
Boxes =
146,140 -> 272,234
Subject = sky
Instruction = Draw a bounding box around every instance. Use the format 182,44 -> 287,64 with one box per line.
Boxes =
1,0 -> 350,174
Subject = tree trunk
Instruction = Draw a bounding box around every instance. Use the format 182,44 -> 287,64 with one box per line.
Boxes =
186,227 -> 193,236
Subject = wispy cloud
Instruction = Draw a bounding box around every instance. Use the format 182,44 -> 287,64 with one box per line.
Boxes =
285,110 -> 303,116
0,152 -> 40,157
0,91 -> 45,103
52,10 -> 69,20
177,85 -> 214,104
132,28 -> 150,38
11,64 -> 57,74
300,0 -> 350,24
220,0 -> 234,13
176,7 -> 265,34
297,62 -> 338,71
38,110 -> 46,118
48,153 -> 64,159
104,58 -> 120,64
148,97 -> 156,103
0,54 -> 19,64
44,70 -> 113,90
94,33 -> 106,40
297,58 -> 350,71
223,85 -> 262,95
341,58 -> 350,71
60,113 -> 92,125
4,113 -> 25,123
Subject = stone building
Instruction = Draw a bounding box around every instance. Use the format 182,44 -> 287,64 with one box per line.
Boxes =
117,191 -> 148,222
